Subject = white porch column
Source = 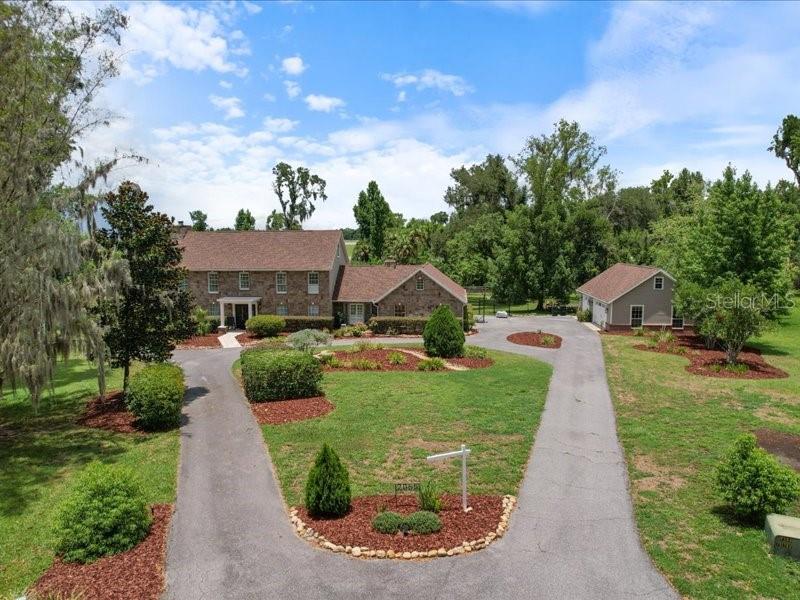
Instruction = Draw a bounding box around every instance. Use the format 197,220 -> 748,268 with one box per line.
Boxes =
218,299 -> 225,328
247,302 -> 253,320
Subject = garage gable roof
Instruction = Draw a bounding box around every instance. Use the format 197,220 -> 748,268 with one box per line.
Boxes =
577,263 -> 673,304
333,263 -> 467,304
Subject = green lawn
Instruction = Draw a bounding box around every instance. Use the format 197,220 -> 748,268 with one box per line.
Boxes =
258,349 -> 551,506
603,303 -> 800,599
0,359 -> 179,598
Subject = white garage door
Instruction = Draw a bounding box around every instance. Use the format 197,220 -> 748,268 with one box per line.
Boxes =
592,301 -> 607,328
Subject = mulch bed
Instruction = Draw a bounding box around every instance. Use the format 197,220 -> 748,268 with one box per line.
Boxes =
176,334 -> 222,348
297,494 -> 503,553
33,504 -> 172,600
77,392 -> 142,434
506,331 -> 563,349
755,428 -> 800,472
449,357 -> 494,369
250,396 -> 334,424
235,331 -> 261,346
633,335 -> 788,379
328,348 -> 423,371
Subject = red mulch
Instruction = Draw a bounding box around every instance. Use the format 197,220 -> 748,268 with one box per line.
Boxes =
506,331 -> 563,349
755,428 -> 800,472
328,349 -> 423,371
250,396 -> 334,424
176,334 -> 222,348
633,335 -> 787,379
33,504 -> 172,600
449,357 -> 494,369
235,332 -> 261,346
298,494 -> 504,552
77,392 -> 143,435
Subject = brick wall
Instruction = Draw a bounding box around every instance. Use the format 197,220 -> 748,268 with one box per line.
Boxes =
187,270 -> 334,316
375,271 -> 465,318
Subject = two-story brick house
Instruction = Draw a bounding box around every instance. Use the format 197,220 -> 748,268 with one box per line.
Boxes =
176,229 -> 467,328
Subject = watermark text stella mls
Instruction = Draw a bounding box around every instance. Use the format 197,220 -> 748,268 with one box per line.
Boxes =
705,292 -> 795,310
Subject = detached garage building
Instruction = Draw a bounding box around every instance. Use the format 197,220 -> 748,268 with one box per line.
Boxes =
577,263 -> 688,331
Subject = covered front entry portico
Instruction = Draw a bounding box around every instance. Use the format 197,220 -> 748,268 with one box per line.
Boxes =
218,296 -> 261,330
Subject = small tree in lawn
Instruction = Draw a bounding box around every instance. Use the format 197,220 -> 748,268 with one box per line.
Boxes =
703,279 -> 768,365
305,444 -> 351,517
97,182 -> 194,393
423,305 -> 465,358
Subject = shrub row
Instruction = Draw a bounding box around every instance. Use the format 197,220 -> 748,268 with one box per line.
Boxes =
241,348 -> 322,401
368,316 -> 428,335
246,315 -> 285,337
371,510 -> 442,535
126,363 -> 185,430
283,316 -> 335,332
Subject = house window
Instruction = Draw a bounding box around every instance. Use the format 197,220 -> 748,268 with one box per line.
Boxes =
654,276 -> 664,290
416,277 -> 424,291
672,305 -> 684,329
276,272 -> 287,294
308,304 -> 319,317
277,304 -> 288,316
209,303 -> 220,317
208,272 -> 219,293
239,272 -> 250,291
307,271 -> 319,294
394,304 -> 406,317
630,305 -> 644,328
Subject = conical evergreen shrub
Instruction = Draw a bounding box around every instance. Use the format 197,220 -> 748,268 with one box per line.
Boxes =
305,444 -> 352,517
423,305 -> 465,358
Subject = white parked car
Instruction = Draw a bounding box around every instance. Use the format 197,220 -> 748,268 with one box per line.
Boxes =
495,310 -> 509,319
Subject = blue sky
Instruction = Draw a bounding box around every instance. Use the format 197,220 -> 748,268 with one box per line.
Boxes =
83,1 -> 800,229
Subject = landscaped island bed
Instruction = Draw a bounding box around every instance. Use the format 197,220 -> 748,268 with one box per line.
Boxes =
259,349 -> 551,524
0,359 -> 179,598
603,302 -> 800,598
32,504 -> 172,600
506,331 -> 563,349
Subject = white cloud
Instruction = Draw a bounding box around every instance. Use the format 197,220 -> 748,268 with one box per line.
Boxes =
284,80 -> 301,99
304,94 -> 346,112
209,95 -> 245,120
242,1 -> 263,15
121,2 -> 248,84
263,116 -> 299,132
263,92 -> 277,102
281,55 -> 307,76
219,79 -> 232,89
382,69 -> 473,96
397,90 -> 407,103
481,1 -> 554,15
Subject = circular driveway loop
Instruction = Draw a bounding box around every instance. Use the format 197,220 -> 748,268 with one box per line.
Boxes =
166,316 -> 677,600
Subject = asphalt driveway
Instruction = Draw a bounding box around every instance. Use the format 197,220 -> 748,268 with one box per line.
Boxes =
165,316 -> 676,599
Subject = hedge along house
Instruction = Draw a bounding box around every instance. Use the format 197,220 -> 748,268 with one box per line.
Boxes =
577,263 -> 690,331
176,228 -> 467,328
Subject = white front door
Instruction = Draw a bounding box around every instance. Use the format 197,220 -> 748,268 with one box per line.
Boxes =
348,303 -> 365,324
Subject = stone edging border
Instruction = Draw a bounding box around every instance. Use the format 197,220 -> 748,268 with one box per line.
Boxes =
289,495 -> 516,559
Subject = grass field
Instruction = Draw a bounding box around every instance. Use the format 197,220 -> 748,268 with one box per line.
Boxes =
257,349 -> 551,507
0,359 -> 179,598
603,302 -> 800,598
345,239 -> 357,259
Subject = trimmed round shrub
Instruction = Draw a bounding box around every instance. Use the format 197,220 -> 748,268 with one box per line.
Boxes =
405,510 -> 442,534
126,363 -> 185,430
423,305 -> 465,358
715,434 -> 800,521
371,511 -> 404,534
240,349 -> 322,401
305,444 -> 351,517
54,463 -> 151,563
245,314 -> 285,338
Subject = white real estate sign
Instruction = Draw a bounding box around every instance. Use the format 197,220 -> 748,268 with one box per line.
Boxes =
427,444 -> 472,512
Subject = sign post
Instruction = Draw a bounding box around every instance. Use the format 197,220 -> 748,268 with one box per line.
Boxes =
427,444 -> 471,512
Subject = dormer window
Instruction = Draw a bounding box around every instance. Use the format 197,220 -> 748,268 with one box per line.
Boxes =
654,276 -> 664,290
